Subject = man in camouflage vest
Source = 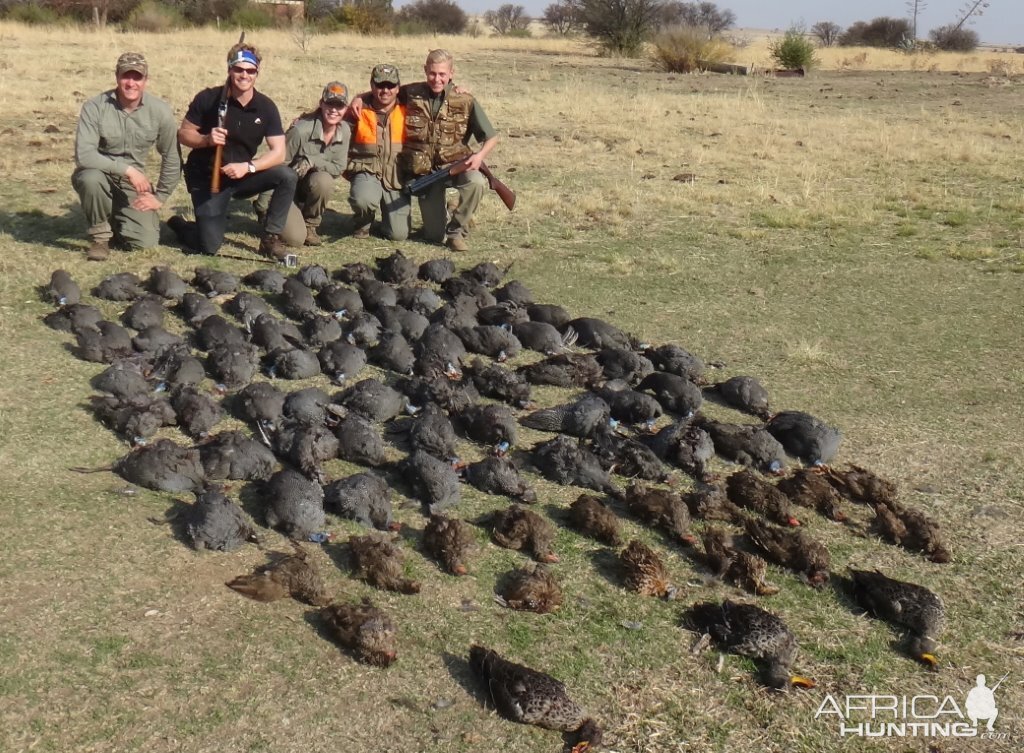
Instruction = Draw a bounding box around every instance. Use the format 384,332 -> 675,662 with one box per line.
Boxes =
72,52 -> 180,261
399,49 -> 498,252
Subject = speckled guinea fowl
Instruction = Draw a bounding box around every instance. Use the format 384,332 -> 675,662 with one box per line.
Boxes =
464,358 -> 532,408
422,514 -> 475,575
147,265 -> 189,300
369,330 -> 416,374
358,278 -> 399,312
644,421 -> 716,481
151,345 -> 206,392
469,645 -> 603,753
848,569 -> 946,668
489,504 -> 559,563
45,269 -> 81,306
317,283 -> 363,316
497,564 -> 563,613
177,292 -> 218,327
404,450 -> 461,514
685,600 -> 815,689
263,467 -> 326,539
494,279 -> 534,306
457,402 -> 517,453
526,302 -> 572,329
765,410 -> 842,467
348,534 -> 421,594
233,381 -> 285,432
644,344 -> 705,383
567,494 -> 623,546
300,313 -> 343,349
122,294 -> 165,331
704,375 -> 772,420
636,371 -> 703,417
171,386 -> 224,438
206,343 -> 260,390
273,418 -> 338,482
404,402 -> 459,461
518,352 -> 604,389
43,302 -> 103,333
419,257 -> 456,283
512,320 -> 575,355
186,487 -> 260,552
249,313 -> 300,353
192,266 -> 238,297
476,301 -> 528,327
320,599 -> 398,666
725,469 -> 801,527
619,539 -> 677,598
701,527 -> 779,596
567,316 -> 636,350
281,277 -> 318,320
317,340 -> 367,385
226,542 -> 330,605
519,394 -> 610,439
265,346 -> 322,380
89,394 -> 176,445
396,285 -> 442,317
92,360 -> 152,400
375,304 -> 429,341
282,385 -> 331,425
456,324 -> 522,361
586,423 -> 668,482
75,321 -> 135,363
531,434 -> 623,500
113,438 -> 205,492
242,268 -> 287,294
197,430 -> 276,481
333,413 -> 389,467
324,472 -> 396,530
93,272 -> 144,301
593,381 -> 663,428
463,455 -> 537,503
624,480 -> 694,545
695,417 -> 787,475
196,314 -> 248,351
336,378 -> 406,423
595,347 -> 654,384
743,517 -> 831,587
295,263 -> 330,290
430,293 -> 481,331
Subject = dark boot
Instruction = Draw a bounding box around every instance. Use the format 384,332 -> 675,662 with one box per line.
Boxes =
86,239 -> 110,261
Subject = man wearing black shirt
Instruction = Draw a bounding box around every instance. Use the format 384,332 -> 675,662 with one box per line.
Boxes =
169,42 -> 296,261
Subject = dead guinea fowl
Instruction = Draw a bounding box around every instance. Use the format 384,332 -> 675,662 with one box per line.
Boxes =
280,277 -> 318,320
192,267 -> 238,297
226,542 -> 330,605
113,438 -> 206,492
705,375 -> 772,420
186,487 -> 260,552
586,423 -> 668,482
358,279 -> 399,313
405,403 -> 459,461
197,430 -> 276,481
171,386 -> 224,438
273,418 -> 338,481
263,467 -> 326,539
531,434 -> 623,500
335,378 -> 407,423
567,316 -> 636,350
348,534 -> 421,594
418,257 -> 455,283
333,413 -> 389,467
469,646 -> 603,753
463,260 -> 507,287
282,387 -> 332,426
121,295 -> 165,331
317,283 -> 363,316
526,303 -> 572,329
477,301 -> 529,327
92,360 -> 152,400
593,381 -> 663,429
512,320 -> 577,355
624,480 -> 694,545
206,343 -> 260,390
249,313 -> 301,352
637,371 -> 703,417
596,347 -> 654,384
396,285 -> 442,317
196,314 -> 248,351
567,493 -> 623,546
75,321 -> 135,363
369,330 -> 416,374
725,469 -> 801,527
375,304 -> 429,342
333,261 -> 375,284
695,417 -> 787,475
375,249 -> 418,285
43,302 -> 102,333
489,504 -> 559,563
93,272 -> 144,301
685,600 -> 815,690
456,324 -> 522,361
324,472 -> 396,530
242,268 -> 287,294
300,313 -> 343,348
416,323 -> 467,371
265,347 -> 322,380
644,421 -> 715,481
497,564 -> 563,613
423,514 -> 475,575
89,393 -> 176,445
494,279 -> 534,306
404,450 -> 461,514
295,263 -> 330,290
320,599 -> 398,667
765,411 -> 843,467
146,266 -> 188,301
177,292 -> 218,327
343,311 -> 383,348
396,373 -> 478,415
151,345 -> 206,392
233,381 -> 285,432
644,344 -> 706,383
456,402 -> 517,453
45,269 -> 81,306
317,341 -> 367,385
847,568 -> 946,668
464,358 -> 532,408
463,455 -> 537,503
518,353 -> 604,389
132,326 -> 184,355
520,394 -> 610,439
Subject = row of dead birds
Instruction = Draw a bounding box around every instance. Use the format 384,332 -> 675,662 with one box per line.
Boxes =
44,252 -> 951,750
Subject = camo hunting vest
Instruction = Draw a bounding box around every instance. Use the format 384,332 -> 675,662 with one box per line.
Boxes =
400,83 -> 474,176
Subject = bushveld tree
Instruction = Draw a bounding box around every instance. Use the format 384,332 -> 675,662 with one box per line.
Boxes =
838,16 -> 912,47
656,1 -> 733,36
542,0 -> 580,35
484,3 -> 530,35
579,0 -> 665,56
906,0 -> 926,39
810,20 -> 841,46
950,0 -> 989,31
394,0 -> 466,33
929,23 -> 980,50
336,0 -> 393,33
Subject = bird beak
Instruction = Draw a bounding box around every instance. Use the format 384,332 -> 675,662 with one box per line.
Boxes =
919,652 -> 940,670
790,675 -> 816,689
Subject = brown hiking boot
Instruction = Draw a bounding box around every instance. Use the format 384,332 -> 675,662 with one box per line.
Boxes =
445,235 -> 469,253
304,226 -> 322,247
351,225 -> 370,239
255,208 -> 267,227
258,232 -> 289,261
86,239 -> 110,261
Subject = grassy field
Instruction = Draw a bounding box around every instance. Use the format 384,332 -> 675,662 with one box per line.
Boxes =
1,22 -> 1023,753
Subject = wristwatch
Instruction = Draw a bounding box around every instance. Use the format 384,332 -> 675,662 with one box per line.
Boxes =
247,161 -> 256,174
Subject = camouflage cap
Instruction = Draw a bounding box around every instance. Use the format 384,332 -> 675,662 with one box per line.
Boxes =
370,64 -> 400,86
115,52 -> 148,77
321,81 -> 349,106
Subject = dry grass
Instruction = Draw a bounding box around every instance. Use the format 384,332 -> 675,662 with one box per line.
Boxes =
1,21 -> 1024,753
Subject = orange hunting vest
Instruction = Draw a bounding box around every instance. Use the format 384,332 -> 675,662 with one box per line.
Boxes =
346,105 -> 406,177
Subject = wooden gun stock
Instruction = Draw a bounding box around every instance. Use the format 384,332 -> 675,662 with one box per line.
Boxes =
479,162 -> 515,211
211,145 -> 224,194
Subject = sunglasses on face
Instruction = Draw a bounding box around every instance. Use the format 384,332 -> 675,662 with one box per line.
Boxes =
374,82 -> 398,89
230,66 -> 258,76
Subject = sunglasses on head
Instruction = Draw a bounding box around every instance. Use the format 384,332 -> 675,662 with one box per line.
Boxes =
230,66 -> 258,75
374,81 -> 398,89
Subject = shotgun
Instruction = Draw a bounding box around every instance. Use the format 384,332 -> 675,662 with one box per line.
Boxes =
211,31 -> 245,194
404,157 -> 516,211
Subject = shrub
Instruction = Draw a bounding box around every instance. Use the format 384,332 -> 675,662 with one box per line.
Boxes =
652,25 -> 734,72
337,3 -> 392,34
657,1 -> 735,36
484,4 -> 530,35
229,4 -> 272,29
929,24 -> 980,52
768,27 -> 818,70
394,0 -> 466,34
839,17 -> 911,48
543,0 -> 579,35
810,20 -> 840,47
6,2 -> 60,24
123,0 -> 183,31
579,0 -> 663,57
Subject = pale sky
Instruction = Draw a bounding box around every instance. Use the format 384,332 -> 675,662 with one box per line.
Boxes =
433,1 -> 1023,46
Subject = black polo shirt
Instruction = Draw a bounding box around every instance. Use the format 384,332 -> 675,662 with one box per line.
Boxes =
183,85 -> 284,185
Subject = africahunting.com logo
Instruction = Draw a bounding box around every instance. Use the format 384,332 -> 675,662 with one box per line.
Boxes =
815,673 -> 1009,739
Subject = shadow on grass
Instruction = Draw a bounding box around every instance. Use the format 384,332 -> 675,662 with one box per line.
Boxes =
440,650 -> 485,707
1,206 -> 88,252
